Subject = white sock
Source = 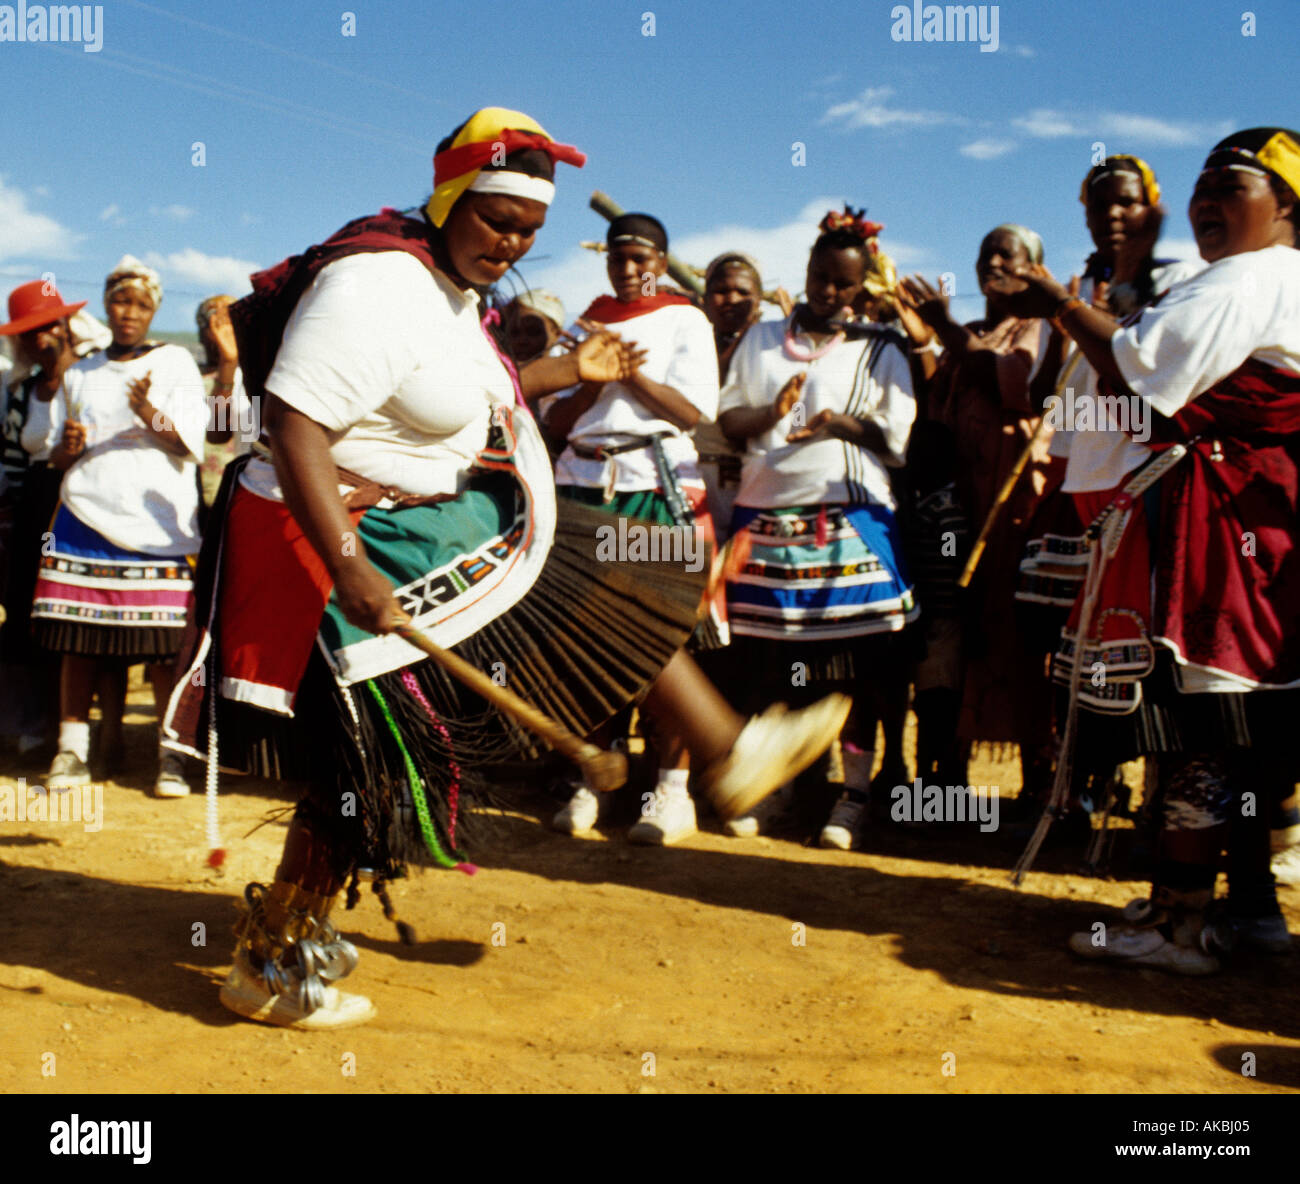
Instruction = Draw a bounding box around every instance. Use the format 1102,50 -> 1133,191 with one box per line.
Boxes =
656,768 -> 691,797
843,750 -> 874,793
59,721 -> 90,763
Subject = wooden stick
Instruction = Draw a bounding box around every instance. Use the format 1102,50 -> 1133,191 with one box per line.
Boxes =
392,621 -> 628,791
957,414 -> 1055,588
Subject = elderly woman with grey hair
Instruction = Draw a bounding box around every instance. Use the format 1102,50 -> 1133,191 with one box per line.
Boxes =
898,224 -> 1058,806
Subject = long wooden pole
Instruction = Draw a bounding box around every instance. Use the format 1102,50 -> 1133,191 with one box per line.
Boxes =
393,622 -> 628,791
957,414 -> 1054,588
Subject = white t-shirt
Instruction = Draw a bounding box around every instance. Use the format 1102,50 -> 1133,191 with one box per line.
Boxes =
46,345 -> 207,555
552,302 -> 719,492
718,317 -> 915,509
242,251 -> 514,501
1064,248 -> 1300,492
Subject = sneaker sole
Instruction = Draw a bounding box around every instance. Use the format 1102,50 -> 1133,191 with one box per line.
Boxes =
703,694 -> 852,821
219,982 -> 377,1029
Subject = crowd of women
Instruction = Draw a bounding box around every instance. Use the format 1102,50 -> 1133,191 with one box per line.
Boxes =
1,107 -> 1297,1027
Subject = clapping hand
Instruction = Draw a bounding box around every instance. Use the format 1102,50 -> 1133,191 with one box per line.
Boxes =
772,371 -> 807,421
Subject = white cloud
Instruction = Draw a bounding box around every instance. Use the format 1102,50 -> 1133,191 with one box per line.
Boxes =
143,248 -> 259,294
960,139 -> 1017,161
822,86 -> 965,130
520,198 -> 929,322
0,177 -> 80,259
150,204 -> 194,222
1013,109 -> 1082,138
99,202 -> 120,221
1013,109 -> 1233,146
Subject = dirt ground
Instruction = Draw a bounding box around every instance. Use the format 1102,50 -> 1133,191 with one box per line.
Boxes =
2,681 -> 1298,1096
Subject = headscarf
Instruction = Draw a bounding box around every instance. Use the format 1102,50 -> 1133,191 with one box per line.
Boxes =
1079,155 -> 1161,206
989,223 -> 1044,265
104,255 -> 162,310
512,289 -> 566,330
426,106 -> 586,228
1200,127 -> 1300,202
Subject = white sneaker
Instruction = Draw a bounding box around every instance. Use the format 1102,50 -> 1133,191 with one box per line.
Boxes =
1271,842 -> 1300,887
725,783 -> 793,838
154,753 -> 190,798
219,955 -> 376,1030
47,750 -> 91,789
699,693 -> 852,821
552,785 -> 601,835
628,784 -> 697,846
1067,923 -> 1220,975
820,792 -> 867,850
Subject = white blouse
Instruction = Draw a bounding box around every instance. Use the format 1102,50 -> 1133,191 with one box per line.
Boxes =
719,317 -> 915,509
42,344 -> 207,555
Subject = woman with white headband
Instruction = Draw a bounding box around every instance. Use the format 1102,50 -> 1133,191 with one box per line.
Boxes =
27,257 -> 207,798
164,107 -> 848,1029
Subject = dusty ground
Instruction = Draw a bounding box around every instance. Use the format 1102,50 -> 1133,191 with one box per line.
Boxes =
2,681 -> 1298,1096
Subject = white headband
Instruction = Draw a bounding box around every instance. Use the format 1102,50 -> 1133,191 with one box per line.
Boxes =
468,170 -> 556,206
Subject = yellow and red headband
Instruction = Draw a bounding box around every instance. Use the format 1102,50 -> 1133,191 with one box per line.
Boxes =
426,107 -> 586,228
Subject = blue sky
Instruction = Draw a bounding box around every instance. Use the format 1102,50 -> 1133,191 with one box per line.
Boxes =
0,0 -> 1292,333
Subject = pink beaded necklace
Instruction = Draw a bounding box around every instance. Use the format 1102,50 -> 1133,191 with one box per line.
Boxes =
783,313 -> 845,362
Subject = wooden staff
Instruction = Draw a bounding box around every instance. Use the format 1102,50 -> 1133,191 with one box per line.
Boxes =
957,414 -> 1055,588
392,621 -> 628,791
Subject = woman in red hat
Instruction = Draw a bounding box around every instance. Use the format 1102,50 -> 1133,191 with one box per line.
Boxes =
26,258 -> 208,798
0,281 -> 105,758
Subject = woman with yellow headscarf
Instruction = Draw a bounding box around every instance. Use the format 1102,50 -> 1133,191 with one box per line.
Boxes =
164,107 -> 849,1029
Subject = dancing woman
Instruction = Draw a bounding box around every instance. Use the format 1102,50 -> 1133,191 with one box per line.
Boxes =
164,107 -> 848,1028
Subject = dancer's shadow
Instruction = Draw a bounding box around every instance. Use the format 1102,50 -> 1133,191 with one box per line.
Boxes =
464,794 -> 1300,1049
0,854 -> 483,1025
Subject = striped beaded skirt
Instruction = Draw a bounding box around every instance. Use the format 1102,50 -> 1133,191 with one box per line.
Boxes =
30,504 -> 194,658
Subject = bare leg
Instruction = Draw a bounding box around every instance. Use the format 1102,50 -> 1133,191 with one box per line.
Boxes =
96,662 -> 127,757
60,655 -> 97,723
640,649 -> 743,767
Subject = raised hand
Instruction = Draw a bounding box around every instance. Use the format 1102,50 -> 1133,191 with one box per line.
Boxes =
772,370 -> 808,421
990,263 -> 1070,320
127,372 -> 154,419
207,301 -> 239,362
898,275 -> 953,330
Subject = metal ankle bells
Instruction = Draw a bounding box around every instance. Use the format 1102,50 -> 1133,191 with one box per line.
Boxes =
232,882 -> 361,1017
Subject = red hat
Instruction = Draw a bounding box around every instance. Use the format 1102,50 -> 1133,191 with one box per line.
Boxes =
0,280 -> 87,336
